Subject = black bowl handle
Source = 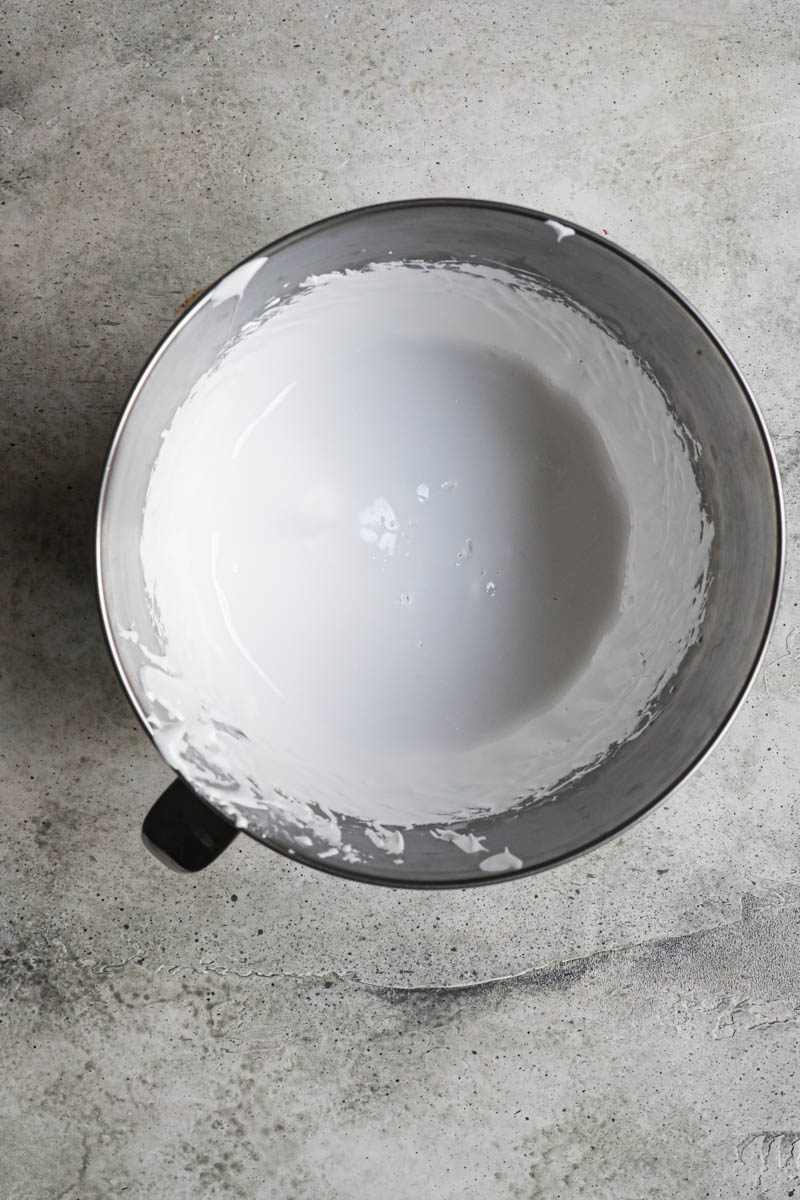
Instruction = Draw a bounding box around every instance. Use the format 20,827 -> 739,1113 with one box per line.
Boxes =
142,778 -> 239,872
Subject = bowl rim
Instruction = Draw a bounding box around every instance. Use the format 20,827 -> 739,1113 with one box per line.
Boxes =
95,197 -> 786,889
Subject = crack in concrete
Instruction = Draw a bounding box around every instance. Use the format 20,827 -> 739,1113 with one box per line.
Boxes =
53,1130 -> 90,1200
6,887 -> 797,1001
3,913 -> 742,997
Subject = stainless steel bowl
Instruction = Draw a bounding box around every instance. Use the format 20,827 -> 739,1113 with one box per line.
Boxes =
96,199 -> 784,885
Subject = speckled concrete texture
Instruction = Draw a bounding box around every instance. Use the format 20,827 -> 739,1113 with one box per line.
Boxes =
2,1 -> 800,1196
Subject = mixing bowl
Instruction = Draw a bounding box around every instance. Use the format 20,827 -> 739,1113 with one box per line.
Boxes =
95,200 -> 783,885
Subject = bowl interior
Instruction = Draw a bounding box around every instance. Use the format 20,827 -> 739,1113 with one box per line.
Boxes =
97,201 -> 783,885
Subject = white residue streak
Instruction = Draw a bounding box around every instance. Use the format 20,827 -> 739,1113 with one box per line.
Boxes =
365,825 -> 405,856
479,847 -> 524,873
432,829 -> 487,854
127,255 -> 714,862
545,219 -> 575,243
116,626 -> 170,668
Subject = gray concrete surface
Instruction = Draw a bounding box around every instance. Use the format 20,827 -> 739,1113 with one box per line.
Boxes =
2,0 -> 800,1196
